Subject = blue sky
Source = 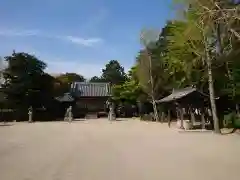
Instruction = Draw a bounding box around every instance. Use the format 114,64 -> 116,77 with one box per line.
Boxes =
0,0 -> 174,78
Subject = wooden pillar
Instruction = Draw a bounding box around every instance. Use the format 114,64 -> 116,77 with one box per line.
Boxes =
160,111 -> 165,123
168,109 -> 171,127
201,109 -> 206,130
180,108 -> 184,129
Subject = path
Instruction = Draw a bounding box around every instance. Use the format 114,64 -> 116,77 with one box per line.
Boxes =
0,119 -> 239,180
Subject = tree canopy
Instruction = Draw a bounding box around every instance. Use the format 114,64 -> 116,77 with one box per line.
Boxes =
101,60 -> 127,85
2,52 -> 48,108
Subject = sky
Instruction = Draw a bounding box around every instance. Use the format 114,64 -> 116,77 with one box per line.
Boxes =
0,0 -> 174,78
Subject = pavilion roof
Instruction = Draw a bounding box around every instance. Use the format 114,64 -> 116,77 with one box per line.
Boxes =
156,87 -> 208,103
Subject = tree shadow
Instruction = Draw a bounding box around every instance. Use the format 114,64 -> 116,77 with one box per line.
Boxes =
0,123 -> 14,127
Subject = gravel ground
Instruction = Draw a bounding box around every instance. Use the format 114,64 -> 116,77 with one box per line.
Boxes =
0,119 -> 239,180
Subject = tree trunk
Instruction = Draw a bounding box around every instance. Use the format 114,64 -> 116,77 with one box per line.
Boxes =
147,50 -> 159,121
201,110 -> 205,130
206,47 -> 220,133
201,26 -> 221,133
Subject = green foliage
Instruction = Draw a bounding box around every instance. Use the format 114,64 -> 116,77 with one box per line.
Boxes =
89,60 -> 127,85
223,112 -> 235,128
55,73 -> 85,94
130,0 -> 239,126
101,60 -> 127,85
224,112 -> 240,128
56,73 -> 85,84
89,76 -> 106,82
112,80 -> 142,104
2,52 -> 48,108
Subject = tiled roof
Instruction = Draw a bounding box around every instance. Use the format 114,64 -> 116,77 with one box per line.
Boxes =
156,87 -> 197,103
71,82 -> 111,97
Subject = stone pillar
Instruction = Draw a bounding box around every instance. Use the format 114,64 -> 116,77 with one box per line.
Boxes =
68,106 -> 73,123
28,107 -> 33,123
108,104 -> 116,121
190,108 -> 196,126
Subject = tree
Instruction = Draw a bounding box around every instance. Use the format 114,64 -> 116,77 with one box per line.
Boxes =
136,28 -> 175,121
101,60 -> 127,85
89,76 -> 106,82
0,57 -> 4,86
162,21 -> 206,89
140,30 -> 160,121
171,0 -> 240,132
37,73 -> 56,106
112,67 -> 143,104
55,72 -> 85,94
56,73 -> 85,84
213,0 -> 240,114
2,52 -> 47,109
112,81 -> 141,104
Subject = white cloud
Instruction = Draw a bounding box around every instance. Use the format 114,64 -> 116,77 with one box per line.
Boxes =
64,36 -> 102,47
0,29 -> 102,47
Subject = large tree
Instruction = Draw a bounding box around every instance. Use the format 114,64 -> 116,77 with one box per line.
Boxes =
112,67 -> 143,104
169,0 -> 240,132
101,60 -> 127,85
135,28 -> 175,121
2,52 -> 47,109
55,72 -> 85,84
89,76 -> 106,83
55,72 -> 85,94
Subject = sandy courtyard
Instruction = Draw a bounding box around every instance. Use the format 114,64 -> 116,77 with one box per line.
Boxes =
0,119 -> 239,180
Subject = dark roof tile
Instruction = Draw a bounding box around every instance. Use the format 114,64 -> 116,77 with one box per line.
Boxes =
71,82 -> 111,97
156,87 -> 197,103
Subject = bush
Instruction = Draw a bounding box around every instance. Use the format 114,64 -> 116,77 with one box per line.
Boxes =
233,116 -> 240,128
223,112 -> 235,128
223,112 -> 240,128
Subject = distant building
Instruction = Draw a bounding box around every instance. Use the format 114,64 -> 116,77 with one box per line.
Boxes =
70,82 -> 111,113
56,82 -> 111,118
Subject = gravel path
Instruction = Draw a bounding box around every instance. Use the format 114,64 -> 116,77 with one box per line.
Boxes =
0,119 -> 239,180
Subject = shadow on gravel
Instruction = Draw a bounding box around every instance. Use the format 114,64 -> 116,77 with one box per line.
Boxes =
0,123 -> 14,127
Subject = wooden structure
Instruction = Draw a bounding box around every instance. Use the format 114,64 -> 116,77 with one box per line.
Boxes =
70,82 -> 111,118
55,92 -> 75,118
156,87 -> 212,130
